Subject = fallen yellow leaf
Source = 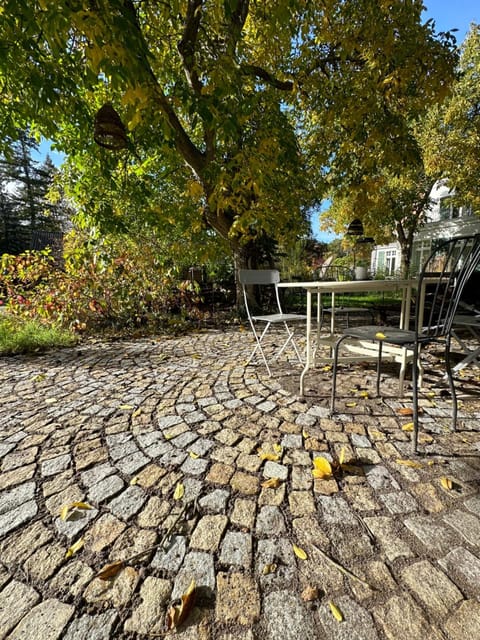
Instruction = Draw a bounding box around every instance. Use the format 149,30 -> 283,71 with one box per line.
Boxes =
338,447 -> 346,465
261,477 -> 281,489
132,408 -> 142,418
293,544 -> 308,560
375,332 -> 386,340
402,422 -> 414,432
396,459 -> 423,469
164,432 -> 173,440
119,404 -> 134,410
345,402 -> 357,408
329,600 -> 344,622
258,451 -> 280,462
59,502 -> 93,521
65,537 -> 84,559
358,391 -> 369,398
130,476 -> 139,485
273,443 -> 283,453
440,476 -> 453,490
302,430 -> 309,439
262,563 -> 277,575
189,451 -> 199,459
312,456 -> 333,479
173,483 -> 185,500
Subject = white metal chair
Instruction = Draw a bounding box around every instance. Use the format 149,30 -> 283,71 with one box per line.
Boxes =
239,269 -> 306,376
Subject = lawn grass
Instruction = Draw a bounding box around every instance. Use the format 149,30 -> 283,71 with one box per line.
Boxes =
0,313 -> 77,355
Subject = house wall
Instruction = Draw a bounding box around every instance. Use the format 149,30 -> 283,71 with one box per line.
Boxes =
371,181 -> 480,276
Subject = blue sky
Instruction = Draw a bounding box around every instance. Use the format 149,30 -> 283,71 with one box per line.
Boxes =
313,0 -> 479,242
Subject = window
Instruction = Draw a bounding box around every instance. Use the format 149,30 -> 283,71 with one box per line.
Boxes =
439,196 -> 461,220
376,248 -> 398,276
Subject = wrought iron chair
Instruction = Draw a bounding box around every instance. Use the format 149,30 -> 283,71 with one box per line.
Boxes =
330,235 -> 480,452
239,269 -> 306,376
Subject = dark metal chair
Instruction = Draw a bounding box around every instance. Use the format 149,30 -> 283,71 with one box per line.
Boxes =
239,269 -> 306,376
330,234 -> 480,452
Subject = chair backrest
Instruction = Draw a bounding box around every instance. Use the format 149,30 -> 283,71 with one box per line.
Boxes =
415,234 -> 480,339
239,269 -> 283,316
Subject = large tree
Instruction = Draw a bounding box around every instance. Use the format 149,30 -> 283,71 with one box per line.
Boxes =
420,23 -> 480,212
0,0 -> 457,273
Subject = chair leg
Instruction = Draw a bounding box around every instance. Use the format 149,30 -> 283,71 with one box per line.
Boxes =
411,343 -> 420,454
276,323 -> 302,363
376,341 -> 383,396
444,335 -> 458,431
247,321 -> 272,376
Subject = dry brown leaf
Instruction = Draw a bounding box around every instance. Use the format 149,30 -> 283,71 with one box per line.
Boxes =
293,544 -> 307,560
329,600 -> 344,622
301,585 -> 320,601
65,537 -> 84,559
397,407 -> 414,416
261,477 -> 281,489
165,579 -> 196,630
97,560 -> 125,581
312,456 -> 333,479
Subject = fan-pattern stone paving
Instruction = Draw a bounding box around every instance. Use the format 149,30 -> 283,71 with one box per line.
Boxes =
0,329 -> 479,639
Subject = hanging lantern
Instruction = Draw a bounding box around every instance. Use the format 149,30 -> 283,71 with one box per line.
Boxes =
94,104 -> 128,150
345,218 -> 364,237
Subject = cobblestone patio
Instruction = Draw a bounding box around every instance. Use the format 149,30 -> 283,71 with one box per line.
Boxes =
0,328 -> 479,639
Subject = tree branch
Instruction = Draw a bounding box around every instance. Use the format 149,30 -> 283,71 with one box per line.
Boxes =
178,0 -> 204,94
240,64 -> 294,91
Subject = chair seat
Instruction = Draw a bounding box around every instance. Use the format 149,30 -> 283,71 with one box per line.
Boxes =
343,325 -> 417,345
251,313 -> 306,323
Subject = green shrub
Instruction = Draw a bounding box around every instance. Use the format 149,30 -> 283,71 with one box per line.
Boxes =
1,234 -> 205,334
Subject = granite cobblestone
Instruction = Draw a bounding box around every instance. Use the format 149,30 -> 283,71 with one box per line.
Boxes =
1,330 -> 480,638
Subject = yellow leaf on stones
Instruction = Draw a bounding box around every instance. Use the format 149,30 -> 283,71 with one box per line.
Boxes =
375,332 -> 386,340
302,430 -> 309,439
173,483 -> 185,500
97,560 -> 125,581
189,451 -> 199,459
65,537 -> 84,558
119,404 -> 134,410
132,408 -> 142,418
59,502 -> 93,521
329,601 -> 344,622
322,365 -> 332,372
359,391 -> 369,398
273,443 -> 283,453
402,422 -> 414,432
166,579 -> 196,630
261,477 -> 281,489
312,457 -> 333,479
293,544 -> 307,560
258,451 -> 280,462
164,433 -> 173,440
191,354 -> 200,359
339,447 -> 346,465
440,476 -> 453,490
396,459 -> 423,469
345,402 -> 357,408
130,476 -> 139,485
262,563 -> 277,575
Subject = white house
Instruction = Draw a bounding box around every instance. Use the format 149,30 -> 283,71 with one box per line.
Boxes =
370,181 -> 480,276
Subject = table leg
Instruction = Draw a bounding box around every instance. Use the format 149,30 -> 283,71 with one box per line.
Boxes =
300,289 -> 312,395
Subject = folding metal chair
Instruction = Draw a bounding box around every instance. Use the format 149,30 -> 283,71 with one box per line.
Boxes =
330,234 -> 480,452
239,269 -> 306,376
